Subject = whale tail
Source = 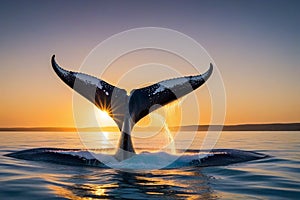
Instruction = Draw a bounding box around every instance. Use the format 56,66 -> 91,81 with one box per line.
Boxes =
51,55 -> 213,160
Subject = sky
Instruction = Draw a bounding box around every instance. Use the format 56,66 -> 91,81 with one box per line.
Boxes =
0,0 -> 299,127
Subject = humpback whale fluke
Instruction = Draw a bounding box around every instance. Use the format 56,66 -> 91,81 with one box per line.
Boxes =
51,55 -> 213,161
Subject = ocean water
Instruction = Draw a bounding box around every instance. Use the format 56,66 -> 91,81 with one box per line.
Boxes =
0,131 -> 299,199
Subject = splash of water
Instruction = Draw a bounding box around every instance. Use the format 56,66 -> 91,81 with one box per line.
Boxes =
163,122 -> 176,154
162,97 -> 186,154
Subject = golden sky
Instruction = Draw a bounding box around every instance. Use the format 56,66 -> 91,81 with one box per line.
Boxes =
0,1 -> 299,127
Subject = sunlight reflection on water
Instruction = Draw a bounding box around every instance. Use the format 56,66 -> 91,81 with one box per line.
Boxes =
0,131 -> 299,199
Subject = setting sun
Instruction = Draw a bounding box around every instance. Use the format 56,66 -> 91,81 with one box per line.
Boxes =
94,108 -> 116,127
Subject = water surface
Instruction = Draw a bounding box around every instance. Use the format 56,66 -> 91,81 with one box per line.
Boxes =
1,131 -> 299,199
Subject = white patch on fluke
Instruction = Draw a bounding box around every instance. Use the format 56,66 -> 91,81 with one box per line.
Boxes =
153,85 -> 165,95
153,77 -> 189,95
76,73 -> 103,89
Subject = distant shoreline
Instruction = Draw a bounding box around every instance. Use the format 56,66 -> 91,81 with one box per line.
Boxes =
0,123 -> 299,132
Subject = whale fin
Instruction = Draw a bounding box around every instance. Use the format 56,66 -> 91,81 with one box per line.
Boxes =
129,64 -> 213,123
51,55 -> 127,130
52,55 -> 212,130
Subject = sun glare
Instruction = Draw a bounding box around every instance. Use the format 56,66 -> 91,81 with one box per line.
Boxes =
94,109 -> 115,127
99,110 -> 109,119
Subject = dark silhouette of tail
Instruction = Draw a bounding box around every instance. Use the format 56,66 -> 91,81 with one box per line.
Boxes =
51,55 -> 213,160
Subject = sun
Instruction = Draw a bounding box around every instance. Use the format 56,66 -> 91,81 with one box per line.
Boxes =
99,110 -> 109,119
94,108 -> 115,127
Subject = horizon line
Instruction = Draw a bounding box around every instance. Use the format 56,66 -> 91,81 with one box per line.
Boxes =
0,122 -> 299,132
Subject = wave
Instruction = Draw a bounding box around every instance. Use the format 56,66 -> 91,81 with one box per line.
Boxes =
4,148 -> 268,169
